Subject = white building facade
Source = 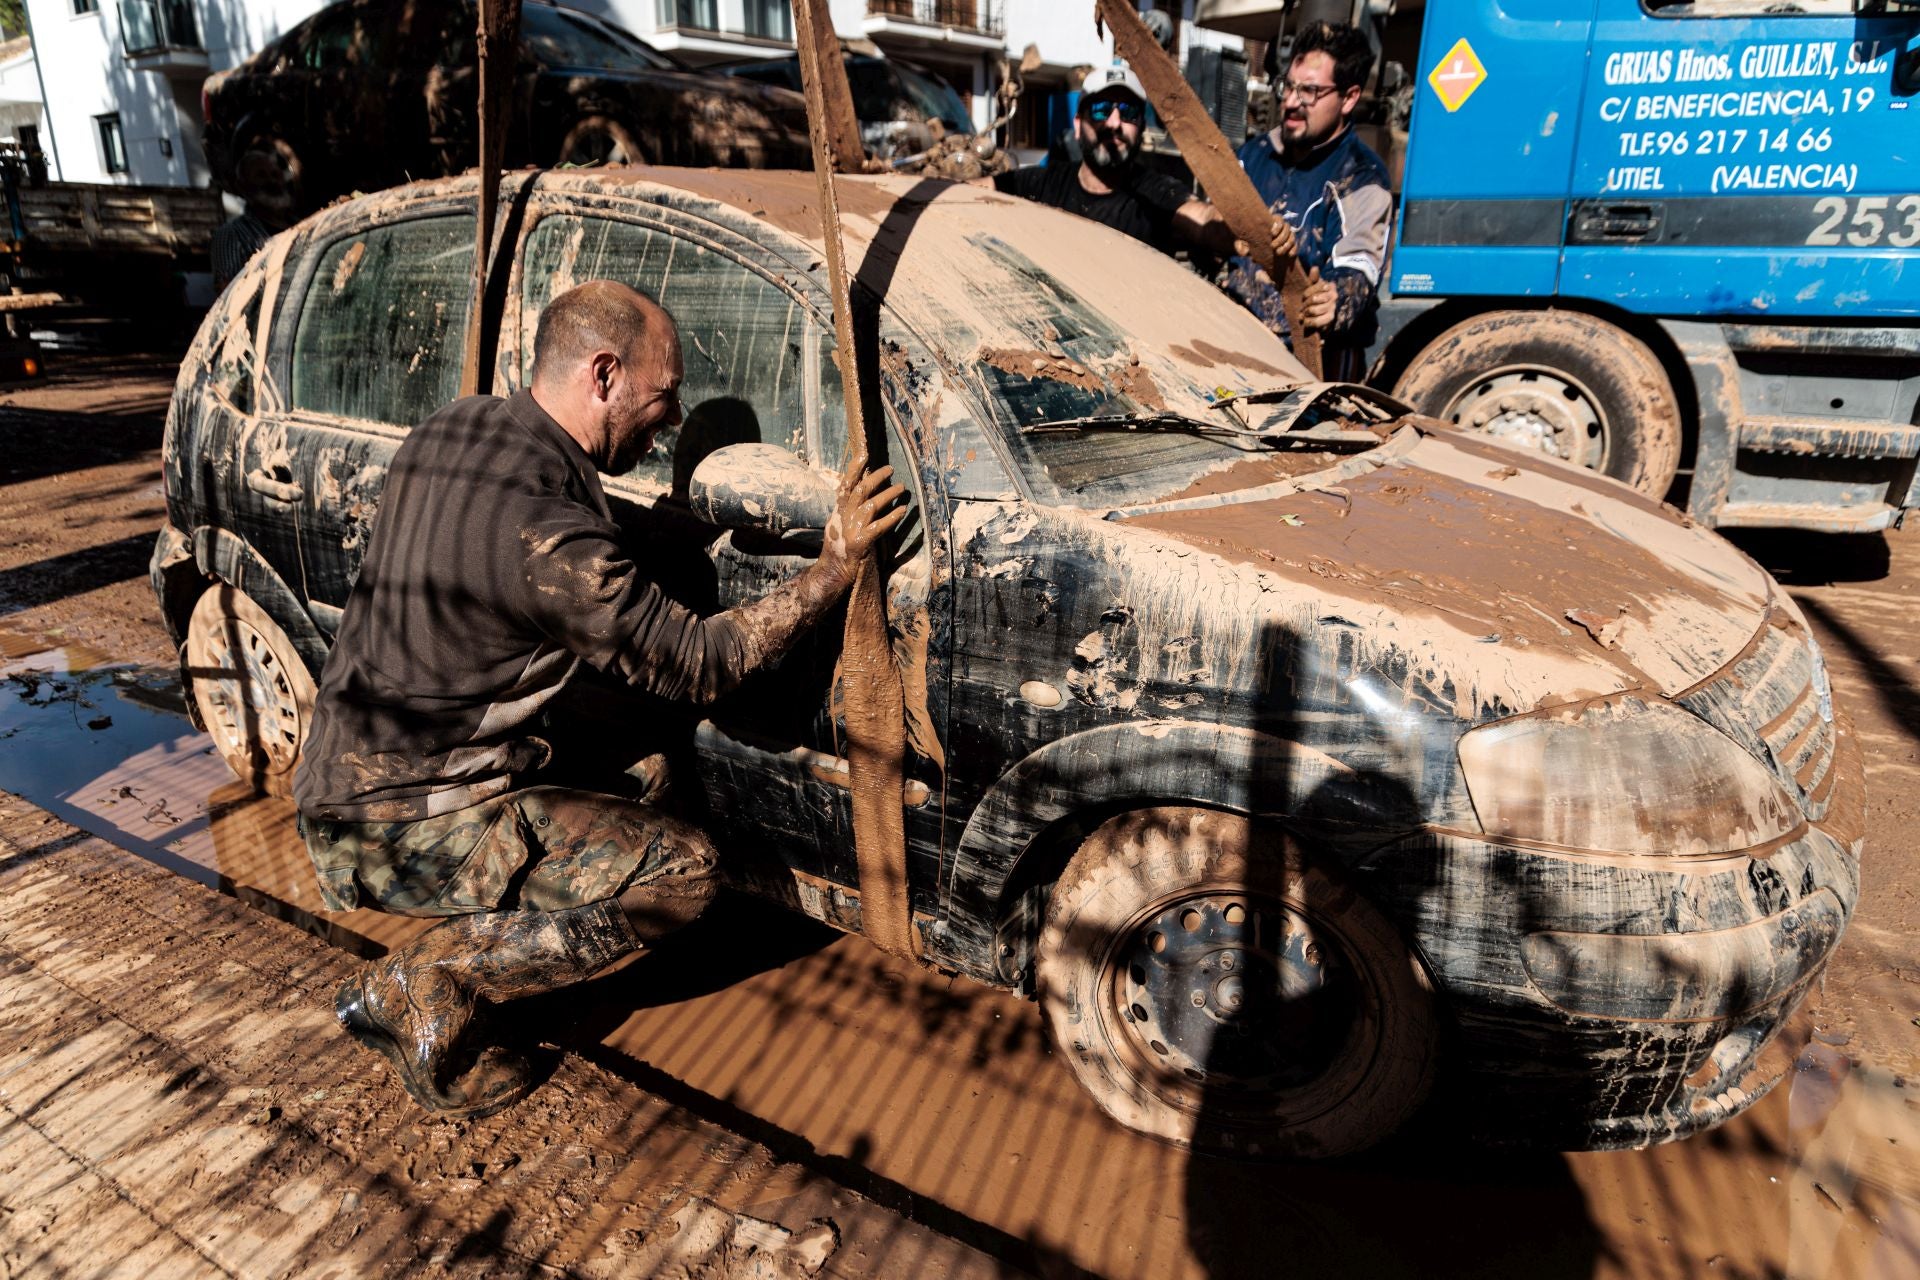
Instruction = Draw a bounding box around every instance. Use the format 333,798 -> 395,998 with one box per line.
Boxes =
16,0 -> 330,186
14,0 -> 1251,189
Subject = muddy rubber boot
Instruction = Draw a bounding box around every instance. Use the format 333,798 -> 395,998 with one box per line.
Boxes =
335,900 -> 639,1119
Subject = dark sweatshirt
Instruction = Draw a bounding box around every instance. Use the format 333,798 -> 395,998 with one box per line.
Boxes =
295,390 -> 811,822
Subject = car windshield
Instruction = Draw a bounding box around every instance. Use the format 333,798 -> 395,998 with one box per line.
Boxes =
523,6 -> 674,72
864,190 -> 1368,509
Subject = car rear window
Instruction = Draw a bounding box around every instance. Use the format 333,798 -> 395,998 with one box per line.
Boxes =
518,213 -> 834,493
290,214 -> 476,428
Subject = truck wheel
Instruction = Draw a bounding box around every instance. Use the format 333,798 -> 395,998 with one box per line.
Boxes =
1393,310 -> 1683,496
1036,807 -> 1437,1159
557,117 -> 643,168
185,585 -> 316,799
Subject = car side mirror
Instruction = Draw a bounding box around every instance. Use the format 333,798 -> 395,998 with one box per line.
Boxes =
688,443 -> 836,536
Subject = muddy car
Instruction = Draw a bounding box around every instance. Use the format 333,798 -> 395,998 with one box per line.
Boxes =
151,169 -> 1864,1159
204,0 -> 809,214
720,52 -> 975,162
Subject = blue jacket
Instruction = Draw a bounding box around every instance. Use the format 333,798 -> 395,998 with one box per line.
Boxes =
1223,127 -> 1393,377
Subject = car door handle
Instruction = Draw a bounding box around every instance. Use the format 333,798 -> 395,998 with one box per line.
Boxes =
245,467 -> 303,504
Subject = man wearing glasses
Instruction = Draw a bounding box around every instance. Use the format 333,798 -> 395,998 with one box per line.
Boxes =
990,63 -> 1271,260
1224,21 -> 1393,381
294,280 -> 905,1118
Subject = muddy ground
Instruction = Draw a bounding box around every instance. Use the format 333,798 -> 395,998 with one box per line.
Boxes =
0,352 -> 1915,1278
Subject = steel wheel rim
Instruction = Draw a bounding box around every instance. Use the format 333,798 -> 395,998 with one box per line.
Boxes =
1442,363 -> 1610,470
199,615 -> 303,776
1094,881 -> 1375,1127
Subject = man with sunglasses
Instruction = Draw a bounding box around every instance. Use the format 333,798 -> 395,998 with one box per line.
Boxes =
991,62 -> 1275,260
1223,21 -> 1392,381
294,280 -> 906,1119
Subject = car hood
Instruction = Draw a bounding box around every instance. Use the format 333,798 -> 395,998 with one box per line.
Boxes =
1116,425 -> 1775,708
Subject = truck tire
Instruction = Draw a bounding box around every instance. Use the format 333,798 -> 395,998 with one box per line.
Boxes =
230,132 -> 306,222
1037,807 -> 1438,1159
185,585 -> 316,799
1393,310 -> 1683,497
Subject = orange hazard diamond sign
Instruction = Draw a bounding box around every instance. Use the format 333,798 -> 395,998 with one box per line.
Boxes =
1427,38 -> 1487,113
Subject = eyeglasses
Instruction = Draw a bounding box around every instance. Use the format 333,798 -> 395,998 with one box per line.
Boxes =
1279,80 -> 1341,103
1085,100 -> 1144,125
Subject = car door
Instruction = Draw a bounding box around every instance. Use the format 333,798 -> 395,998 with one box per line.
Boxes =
264,204 -> 479,633
505,202 -> 950,924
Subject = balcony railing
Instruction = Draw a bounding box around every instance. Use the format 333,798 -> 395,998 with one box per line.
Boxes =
120,0 -> 202,56
867,1 -> 1006,39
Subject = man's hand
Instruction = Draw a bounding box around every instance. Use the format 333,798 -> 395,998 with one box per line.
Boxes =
1301,266 -> 1338,332
821,465 -> 909,587
1268,215 -> 1297,263
1233,214 -> 1300,279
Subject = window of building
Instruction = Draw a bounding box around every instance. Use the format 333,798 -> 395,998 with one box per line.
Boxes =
95,114 -> 126,174
657,0 -> 718,31
71,0 -> 100,16
744,0 -> 792,41
291,215 -> 478,427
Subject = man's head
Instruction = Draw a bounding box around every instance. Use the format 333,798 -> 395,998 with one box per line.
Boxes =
530,281 -> 683,475
1076,62 -> 1148,172
1279,22 -> 1372,153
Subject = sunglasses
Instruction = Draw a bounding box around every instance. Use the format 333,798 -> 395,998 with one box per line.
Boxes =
1085,100 -> 1144,125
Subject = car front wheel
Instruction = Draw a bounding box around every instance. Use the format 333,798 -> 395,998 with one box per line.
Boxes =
185,584 -> 316,798
557,116 -> 643,168
1037,807 -> 1438,1159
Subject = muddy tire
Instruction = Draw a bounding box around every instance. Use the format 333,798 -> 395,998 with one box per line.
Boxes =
185,585 -> 316,798
557,116 -> 643,168
1393,309 -> 1683,497
229,132 -> 306,222
1037,807 -> 1437,1159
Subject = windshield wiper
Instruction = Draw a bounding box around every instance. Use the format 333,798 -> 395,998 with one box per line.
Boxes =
1020,413 -> 1236,436
1205,381 -> 1411,442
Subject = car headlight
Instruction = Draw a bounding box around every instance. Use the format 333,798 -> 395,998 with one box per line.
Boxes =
1457,696 -> 1802,857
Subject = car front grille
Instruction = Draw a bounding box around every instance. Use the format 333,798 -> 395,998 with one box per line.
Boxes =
1681,614 -> 1836,821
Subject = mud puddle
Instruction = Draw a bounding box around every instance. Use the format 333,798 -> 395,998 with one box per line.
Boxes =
1,626 -> 1915,1278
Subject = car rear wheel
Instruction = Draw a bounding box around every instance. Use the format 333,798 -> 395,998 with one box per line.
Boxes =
185,585 -> 316,799
557,116 -> 643,168
1037,807 -> 1438,1159
1393,309 -> 1683,497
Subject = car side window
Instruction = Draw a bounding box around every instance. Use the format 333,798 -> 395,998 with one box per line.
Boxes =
290,214 -> 476,428
519,213 -> 838,490
297,8 -> 373,70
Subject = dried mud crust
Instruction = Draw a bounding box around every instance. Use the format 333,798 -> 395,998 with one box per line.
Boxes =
1393,309 -> 1684,498
1037,807 -> 1438,1159
0,352 -> 180,666
0,796 -> 994,1279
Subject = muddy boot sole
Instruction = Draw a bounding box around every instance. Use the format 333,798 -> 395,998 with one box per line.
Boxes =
334,975 -> 532,1121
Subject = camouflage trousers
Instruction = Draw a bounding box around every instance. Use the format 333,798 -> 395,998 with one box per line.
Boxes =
297,786 -> 719,922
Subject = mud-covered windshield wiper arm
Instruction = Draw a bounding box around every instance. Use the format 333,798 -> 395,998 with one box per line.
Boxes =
1205,381 -> 1412,442
1019,413 -> 1245,436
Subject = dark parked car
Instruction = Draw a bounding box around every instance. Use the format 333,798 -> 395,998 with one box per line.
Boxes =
153,168 -> 1864,1158
721,52 -> 975,160
203,0 -> 809,213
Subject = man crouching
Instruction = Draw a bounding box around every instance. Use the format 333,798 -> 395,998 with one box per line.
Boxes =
294,280 -> 904,1118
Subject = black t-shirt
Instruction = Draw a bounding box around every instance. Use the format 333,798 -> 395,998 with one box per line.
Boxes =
993,161 -> 1192,253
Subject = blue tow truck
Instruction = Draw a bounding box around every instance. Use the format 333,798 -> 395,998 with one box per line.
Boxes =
1206,0 -> 1920,531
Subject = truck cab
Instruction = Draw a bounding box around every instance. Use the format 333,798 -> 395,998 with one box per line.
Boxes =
1210,0 -> 1920,531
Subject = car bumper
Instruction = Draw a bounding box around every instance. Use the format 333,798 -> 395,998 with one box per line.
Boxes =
1363,756 -> 1861,1150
